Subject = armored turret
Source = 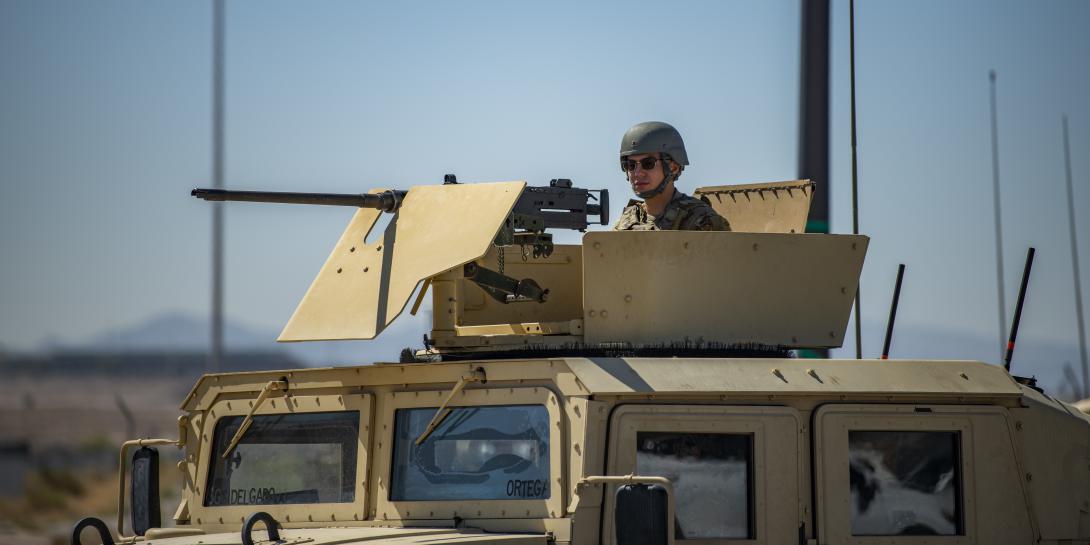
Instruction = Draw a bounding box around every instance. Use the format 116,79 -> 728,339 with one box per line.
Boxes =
254,178 -> 863,360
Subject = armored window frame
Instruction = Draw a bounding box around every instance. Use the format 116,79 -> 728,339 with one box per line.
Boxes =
189,391 -> 372,526
814,404 -> 1033,545
373,387 -> 565,521
636,430 -> 756,539
389,404 -> 552,502
204,411 -> 361,507
604,405 -> 803,545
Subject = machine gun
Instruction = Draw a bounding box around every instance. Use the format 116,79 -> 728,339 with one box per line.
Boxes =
192,176 -> 609,305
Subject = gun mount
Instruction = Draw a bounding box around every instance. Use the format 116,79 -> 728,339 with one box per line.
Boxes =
193,177 -> 608,308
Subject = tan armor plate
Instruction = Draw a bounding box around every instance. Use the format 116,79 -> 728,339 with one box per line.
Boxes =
279,181 -> 526,341
582,231 -> 867,348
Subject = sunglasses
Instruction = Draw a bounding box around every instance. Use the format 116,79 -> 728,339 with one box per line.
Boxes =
620,157 -> 662,172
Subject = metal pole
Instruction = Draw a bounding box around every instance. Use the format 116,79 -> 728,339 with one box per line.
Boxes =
989,70 -> 1008,363
1062,115 -> 1088,398
881,264 -> 906,360
849,0 -> 862,359
209,0 -> 225,373
796,0 -> 830,361
1004,247 -> 1035,372
798,0 -> 829,234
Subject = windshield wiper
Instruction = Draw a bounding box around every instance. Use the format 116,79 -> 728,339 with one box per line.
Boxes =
221,378 -> 289,459
414,368 -> 486,445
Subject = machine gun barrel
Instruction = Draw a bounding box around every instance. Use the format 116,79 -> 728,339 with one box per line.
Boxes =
191,188 -> 406,212
192,180 -> 608,228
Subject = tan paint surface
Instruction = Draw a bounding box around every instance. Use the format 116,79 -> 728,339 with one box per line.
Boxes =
582,231 -> 867,348
563,358 -> 1023,397
181,358 -> 1022,413
695,179 -> 814,234
279,182 -> 525,341
1012,388 -> 1090,541
459,244 -> 584,327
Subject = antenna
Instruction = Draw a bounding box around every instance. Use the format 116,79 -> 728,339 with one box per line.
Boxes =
881,264 -> 905,360
849,0 -> 862,359
1004,247 -> 1036,372
989,70 -> 1008,363
1062,115 -> 1089,398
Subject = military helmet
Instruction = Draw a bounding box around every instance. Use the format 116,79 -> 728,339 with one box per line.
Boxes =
619,121 -> 689,166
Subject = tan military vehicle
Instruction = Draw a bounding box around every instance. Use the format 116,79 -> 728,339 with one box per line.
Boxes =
75,180 -> 1090,545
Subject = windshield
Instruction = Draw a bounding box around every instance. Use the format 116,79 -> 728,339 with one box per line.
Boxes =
205,411 -> 359,506
390,404 -> 550,501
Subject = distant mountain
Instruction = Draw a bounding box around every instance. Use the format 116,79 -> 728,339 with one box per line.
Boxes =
52,310 -> 430,367
80,311 -> 272,351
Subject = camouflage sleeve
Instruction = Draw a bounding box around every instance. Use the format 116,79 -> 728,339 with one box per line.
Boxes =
612,202 -> 641,231
678,204 -> 731,231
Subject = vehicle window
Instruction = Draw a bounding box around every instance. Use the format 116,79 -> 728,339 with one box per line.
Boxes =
849,431 -> 962,536
636,432 -> 753,539
390,405 -> 550,501
204,412 -> 359,506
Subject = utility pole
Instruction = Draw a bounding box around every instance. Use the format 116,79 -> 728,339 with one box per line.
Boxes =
798,0 -> 830,236
209,0 -> 225,373
1062,115 -> 1088,398
797,0 -> 830,358
848,0 -> 862,359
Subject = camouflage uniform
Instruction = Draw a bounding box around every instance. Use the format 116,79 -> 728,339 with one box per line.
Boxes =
613,190 -> 731,231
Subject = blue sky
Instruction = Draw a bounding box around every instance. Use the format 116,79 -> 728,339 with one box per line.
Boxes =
1,1 -> 1088,384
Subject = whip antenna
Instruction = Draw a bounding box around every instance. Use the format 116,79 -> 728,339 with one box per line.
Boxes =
989,70 -> 1008,363
1004,247 -> 1036,372
881,264 -> 906,360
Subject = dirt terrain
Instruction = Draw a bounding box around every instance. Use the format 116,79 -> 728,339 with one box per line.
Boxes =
1,373 -> 199,545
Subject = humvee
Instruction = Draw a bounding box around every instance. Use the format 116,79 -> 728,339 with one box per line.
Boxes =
75,180 -> 1090,545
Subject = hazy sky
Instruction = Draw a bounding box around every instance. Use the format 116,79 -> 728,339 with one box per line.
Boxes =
1,1 -> 1088,383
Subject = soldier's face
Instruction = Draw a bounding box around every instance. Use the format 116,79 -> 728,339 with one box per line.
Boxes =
624,153 -> 667,195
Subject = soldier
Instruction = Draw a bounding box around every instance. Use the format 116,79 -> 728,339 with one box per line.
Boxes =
613,121 -> 730,231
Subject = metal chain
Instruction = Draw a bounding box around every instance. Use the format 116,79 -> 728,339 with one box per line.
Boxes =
498,246 -> 504,275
